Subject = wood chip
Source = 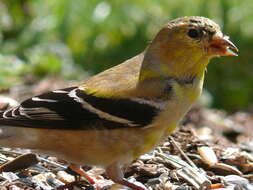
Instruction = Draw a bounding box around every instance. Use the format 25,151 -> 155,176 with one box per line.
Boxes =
0,153 -> 38,172
1,172 -> 19,182
198,146 -> 218,167
155,151 -> 211,190
56,171 -> 75,183
212,163 -> 243,176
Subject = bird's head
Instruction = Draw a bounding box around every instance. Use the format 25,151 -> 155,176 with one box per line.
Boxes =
141,16 -> 238,80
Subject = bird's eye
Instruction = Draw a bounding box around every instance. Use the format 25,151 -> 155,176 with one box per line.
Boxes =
187,29 -> 203,38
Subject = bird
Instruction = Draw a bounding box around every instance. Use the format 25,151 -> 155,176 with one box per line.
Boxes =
0,16 -> 238,190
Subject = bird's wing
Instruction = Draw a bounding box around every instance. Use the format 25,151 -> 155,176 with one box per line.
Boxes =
0,87 -> 161,130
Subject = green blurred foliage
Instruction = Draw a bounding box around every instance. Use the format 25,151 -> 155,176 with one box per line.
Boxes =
0,0 -> 252,111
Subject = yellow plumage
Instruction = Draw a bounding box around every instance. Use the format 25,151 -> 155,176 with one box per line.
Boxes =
0,16 -> 238,190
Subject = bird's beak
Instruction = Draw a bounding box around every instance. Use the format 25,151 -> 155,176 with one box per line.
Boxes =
207,34 -> 238,56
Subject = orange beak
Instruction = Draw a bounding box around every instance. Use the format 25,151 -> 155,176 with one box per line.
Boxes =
207,34 -> 238,57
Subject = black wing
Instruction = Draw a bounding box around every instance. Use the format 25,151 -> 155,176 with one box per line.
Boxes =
0,87 -> 161,130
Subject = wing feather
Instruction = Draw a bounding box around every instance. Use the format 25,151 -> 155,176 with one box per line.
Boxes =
0,87 -> 161,130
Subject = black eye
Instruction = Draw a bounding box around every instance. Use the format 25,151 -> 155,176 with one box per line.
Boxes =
187,29 -> 203,38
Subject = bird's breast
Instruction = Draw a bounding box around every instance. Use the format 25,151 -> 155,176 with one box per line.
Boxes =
151,76 -> 204,136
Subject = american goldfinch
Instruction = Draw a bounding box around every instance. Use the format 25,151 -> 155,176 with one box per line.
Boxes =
0,16 -> 238,190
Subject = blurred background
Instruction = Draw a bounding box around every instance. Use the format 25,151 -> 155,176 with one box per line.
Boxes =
0,0 -> 252,111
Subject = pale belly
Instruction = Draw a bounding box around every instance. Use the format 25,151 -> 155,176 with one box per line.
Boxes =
0,126 -> 165,167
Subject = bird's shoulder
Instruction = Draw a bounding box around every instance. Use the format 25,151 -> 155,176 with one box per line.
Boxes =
81,53 -> 144,98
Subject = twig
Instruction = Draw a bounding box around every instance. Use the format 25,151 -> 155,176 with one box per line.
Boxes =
169,137 -> 198,169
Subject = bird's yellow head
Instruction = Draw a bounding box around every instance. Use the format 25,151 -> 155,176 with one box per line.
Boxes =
141,16 -> 238,80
